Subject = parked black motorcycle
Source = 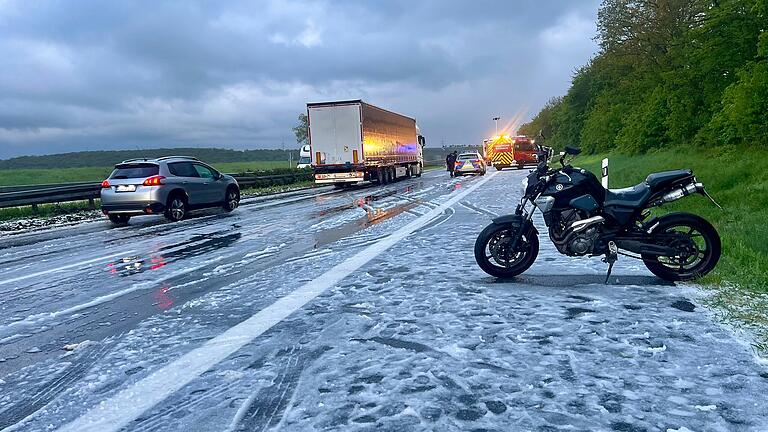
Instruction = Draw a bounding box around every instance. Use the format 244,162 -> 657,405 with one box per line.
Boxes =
474,146 -> 722,282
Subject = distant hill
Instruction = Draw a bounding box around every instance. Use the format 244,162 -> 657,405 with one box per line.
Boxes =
0,148 -> 300,170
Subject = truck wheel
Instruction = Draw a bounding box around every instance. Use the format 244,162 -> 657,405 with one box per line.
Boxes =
415,164 -> 422,177
389,167 -> 396,183
405,165 -> 412,178
377,168 -> 387,185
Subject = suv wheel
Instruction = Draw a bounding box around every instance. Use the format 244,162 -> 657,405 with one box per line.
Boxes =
223,187 -> 240,212
165,195 -> 187,222
108,214 -> 131,225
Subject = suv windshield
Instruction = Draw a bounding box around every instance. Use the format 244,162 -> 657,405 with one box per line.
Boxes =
110,164 -> 159,179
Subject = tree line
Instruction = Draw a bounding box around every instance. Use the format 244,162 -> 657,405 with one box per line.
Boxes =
519,0 -> 767,154
0,148 -> 300,170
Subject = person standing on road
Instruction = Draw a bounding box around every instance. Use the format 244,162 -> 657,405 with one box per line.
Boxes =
446,151 -> 458,177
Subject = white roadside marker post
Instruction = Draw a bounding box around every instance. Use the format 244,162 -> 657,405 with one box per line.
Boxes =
601,158 -> 609,189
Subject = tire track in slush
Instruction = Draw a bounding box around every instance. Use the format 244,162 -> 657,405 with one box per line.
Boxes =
0,341 -> 112,431
57,172 -> 495,432
231,345 -> 331,432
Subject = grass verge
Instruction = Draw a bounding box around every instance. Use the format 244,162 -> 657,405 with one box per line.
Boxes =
574,146 -> 768,352
0,161 -> 293,186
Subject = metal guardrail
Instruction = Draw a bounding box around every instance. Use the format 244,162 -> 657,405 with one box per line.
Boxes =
0,172 -> 313,210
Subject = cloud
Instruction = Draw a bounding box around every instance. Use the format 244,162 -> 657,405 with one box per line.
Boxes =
0,0 -> 601,158
270,20 -> 322,48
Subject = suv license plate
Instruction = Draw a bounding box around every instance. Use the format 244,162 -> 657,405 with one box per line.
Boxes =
116,185 -> 136,192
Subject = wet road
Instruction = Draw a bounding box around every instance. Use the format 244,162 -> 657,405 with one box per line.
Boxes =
0,170 -> 766,431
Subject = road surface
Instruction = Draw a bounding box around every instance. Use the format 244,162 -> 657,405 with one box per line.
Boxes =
0,169 -> 766,431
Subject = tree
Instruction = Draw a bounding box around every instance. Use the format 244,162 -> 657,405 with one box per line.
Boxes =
706,26 -> 768,147
597,0 -> 709,70
518,96 -> 563,139
293,113 -> 308,146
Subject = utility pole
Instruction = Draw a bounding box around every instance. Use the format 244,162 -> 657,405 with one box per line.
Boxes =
492,116 -> 500,136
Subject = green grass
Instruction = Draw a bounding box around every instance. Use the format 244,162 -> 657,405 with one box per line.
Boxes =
0,161 -> 295,186
0,201 -> 98,222
574,146 -> 768,352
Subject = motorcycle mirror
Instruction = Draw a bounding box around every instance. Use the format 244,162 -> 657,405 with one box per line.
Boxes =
559,151 -> 566,156
565,146 -> 582,156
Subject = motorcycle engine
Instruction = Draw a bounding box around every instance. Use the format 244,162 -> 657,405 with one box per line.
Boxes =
569,226 -> 599,256
551,209 -> 601,256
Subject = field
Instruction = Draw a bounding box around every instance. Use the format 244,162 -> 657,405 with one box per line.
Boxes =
574,146 -> 768,349
0,161 -> 294,186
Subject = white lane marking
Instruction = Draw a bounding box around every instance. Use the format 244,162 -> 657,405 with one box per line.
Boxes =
0,251 -> 136,287
57,173 -> 497,432
0,256 -> 229,335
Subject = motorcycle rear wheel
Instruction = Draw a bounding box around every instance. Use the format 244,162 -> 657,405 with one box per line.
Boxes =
642,213 -> 721,281
474,224 -> 539,278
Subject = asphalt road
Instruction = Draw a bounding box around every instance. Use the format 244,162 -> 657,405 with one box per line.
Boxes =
0,169 -> 766,431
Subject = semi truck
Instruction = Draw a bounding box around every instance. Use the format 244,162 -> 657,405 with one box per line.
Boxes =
307,100 -> 425,186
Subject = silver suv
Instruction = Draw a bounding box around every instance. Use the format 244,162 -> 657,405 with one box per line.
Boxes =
100,156 -> 240,224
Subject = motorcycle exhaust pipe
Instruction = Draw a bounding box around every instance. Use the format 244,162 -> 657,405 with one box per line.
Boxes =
660,182 -> 704,204
570,216 -> 605,232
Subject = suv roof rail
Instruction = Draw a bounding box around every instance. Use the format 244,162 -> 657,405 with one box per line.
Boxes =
155,155 -> 200,161
120,158 -> 154,164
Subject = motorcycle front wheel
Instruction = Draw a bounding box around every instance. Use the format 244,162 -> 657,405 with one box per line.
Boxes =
474,224 -> 539,278
642,212 -> 721,281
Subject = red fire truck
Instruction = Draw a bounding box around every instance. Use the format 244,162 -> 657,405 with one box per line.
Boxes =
484,135 -> 537,170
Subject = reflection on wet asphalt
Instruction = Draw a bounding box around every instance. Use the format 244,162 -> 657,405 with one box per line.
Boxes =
0,170 -> 766,432
0,172 -> 452,377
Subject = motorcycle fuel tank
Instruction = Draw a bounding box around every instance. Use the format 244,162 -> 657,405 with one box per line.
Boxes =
543,167 -> 605,210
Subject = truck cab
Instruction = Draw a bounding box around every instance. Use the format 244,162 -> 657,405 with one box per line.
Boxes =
296,144 -> 311,169
511,136 -> 537,168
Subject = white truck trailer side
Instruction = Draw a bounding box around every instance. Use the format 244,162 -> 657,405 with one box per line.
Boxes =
308,100 -> 425,185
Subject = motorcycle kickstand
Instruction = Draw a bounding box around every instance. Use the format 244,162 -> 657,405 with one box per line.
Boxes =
602,241 -> 618,284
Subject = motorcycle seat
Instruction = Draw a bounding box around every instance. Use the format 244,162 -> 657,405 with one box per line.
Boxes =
645,169 -> 693,190
604,183 -> 652,207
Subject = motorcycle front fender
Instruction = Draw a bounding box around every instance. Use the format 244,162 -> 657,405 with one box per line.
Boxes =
491,214 -> 539,236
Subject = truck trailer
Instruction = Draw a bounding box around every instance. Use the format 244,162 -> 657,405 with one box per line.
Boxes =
307,100 -> 425,186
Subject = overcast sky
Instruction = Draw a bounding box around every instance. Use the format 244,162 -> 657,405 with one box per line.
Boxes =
0,0 -> 601,159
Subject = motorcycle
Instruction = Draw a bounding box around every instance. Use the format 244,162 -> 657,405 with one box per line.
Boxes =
474,145 -> 722,282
